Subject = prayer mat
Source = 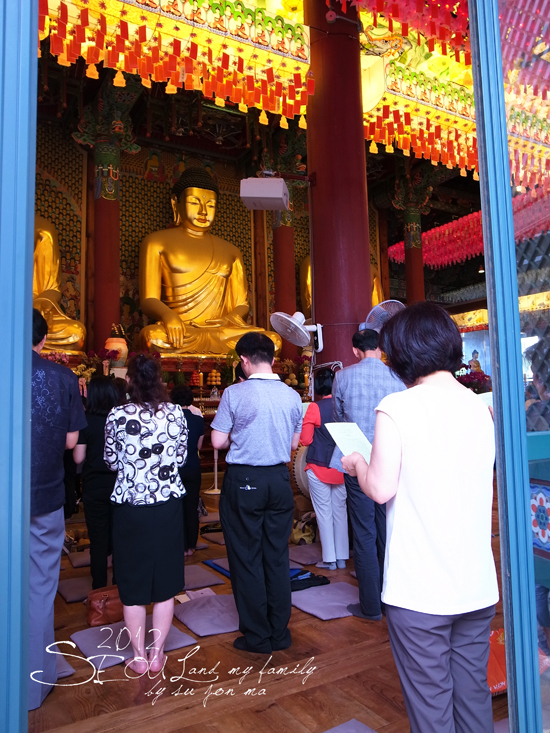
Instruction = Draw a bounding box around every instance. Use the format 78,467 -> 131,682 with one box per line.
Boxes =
493,721 -> 509,732
54,644 -> 75,678
350,571 -> 357,579
205,532 -> 225,545
174,593 -> 239,636
184,564 -> 225,590
203,558 -> 231,579
199,512 -> 220,523
291,582 -> 360,620
323,721 -> 378,733
70,617 -> 196,670
204,557 -> 303,579
288,543 -> 323,565
57,570 -> 113,603
195,542 -> 209,550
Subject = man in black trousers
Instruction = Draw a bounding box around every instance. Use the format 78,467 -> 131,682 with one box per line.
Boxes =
211,333 -> 303,653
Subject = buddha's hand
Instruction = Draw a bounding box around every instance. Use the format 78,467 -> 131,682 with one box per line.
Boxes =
200,312 -> 247,328
199,318 -> 227,327
163,312 -> 186,348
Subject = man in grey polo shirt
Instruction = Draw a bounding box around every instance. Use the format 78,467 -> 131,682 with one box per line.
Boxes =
211,332 -> 302,653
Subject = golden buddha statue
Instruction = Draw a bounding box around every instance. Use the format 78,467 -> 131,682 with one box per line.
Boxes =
139,168 -> 282,355
299,255 -> 311,319
299,255 -> 385,319
33,216 -> 86,352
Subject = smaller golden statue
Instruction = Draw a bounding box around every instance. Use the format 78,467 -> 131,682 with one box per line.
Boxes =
469,350 -> 482,372
139,168 -> 281,355
33,216 -> 86,352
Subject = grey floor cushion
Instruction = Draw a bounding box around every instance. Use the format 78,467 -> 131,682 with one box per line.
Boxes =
184,564 -> 225,590
54,644 -> 75,678
57,570 -> 113,603
174,593 -> 239,636
57,576 -> 92,603
68,550 -> 90,568
195,542 -> 209,550
70,616 -> 196,670
207,556 -> 230,572
493,721 -> 509,732
67,551 -> 113,569
205,532 -> 225,545
350,570 -> 357,579
291,582 -> 360,620
199,511 -> 220,523
323,720 -> 378,733
288,543 -> 323,565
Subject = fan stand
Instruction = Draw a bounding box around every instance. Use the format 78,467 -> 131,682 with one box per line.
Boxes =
203,449 -> 221,494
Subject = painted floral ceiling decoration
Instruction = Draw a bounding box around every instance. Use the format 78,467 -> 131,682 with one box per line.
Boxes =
39,0 -> 313,118
358,8 -> 550,191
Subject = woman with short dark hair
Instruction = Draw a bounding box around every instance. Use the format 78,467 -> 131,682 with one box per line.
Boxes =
104,354 -> 188,673
112,376 -> 129,405
342,302 -> 498,733
171,384 -> 205,556
300,368 -> 348,571
73,376 -> 121,589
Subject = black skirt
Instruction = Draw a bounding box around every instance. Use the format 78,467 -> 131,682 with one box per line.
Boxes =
112,495 -> 185,606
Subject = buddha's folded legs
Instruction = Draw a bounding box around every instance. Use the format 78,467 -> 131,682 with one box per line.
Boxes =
34,300 -> 86,352
43,315 -> 86,352
140,322 -> 282,356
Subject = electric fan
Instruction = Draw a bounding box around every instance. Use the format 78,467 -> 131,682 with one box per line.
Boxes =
360,299 -> 405,332
270,311 -> 324,352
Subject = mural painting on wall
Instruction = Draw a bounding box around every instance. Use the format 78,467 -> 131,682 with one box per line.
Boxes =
35,124 -> 84,322
172,155 -> 187,185
120,149 -> 253,351
144,150 -> 167,182
293,187 -> 310,312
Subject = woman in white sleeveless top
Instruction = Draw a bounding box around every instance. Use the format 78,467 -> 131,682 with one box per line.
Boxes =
342,302 -> 498,733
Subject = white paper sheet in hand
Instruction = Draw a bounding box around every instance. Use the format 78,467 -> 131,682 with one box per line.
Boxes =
325,423 -> 373,464
478,391 -> 493,409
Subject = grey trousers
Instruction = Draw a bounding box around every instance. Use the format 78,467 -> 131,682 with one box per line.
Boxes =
385,604 -> 495,733
28,507 -> 65,710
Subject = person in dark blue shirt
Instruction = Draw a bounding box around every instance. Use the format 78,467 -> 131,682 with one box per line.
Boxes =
29,309 -> 86,710
171,385 -> 204,555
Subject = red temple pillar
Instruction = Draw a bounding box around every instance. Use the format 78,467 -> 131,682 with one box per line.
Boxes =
93,143 -> 121,352
304,0 -> 371,366
273,223 -> 299,359
404,208 -> 425,303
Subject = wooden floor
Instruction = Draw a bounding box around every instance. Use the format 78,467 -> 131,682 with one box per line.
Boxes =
28,478 -> 508,733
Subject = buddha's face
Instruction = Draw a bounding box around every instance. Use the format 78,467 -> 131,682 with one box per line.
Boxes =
172,186 -> 217,232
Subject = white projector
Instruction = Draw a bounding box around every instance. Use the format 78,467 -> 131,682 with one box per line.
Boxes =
240,177 -> 289,210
